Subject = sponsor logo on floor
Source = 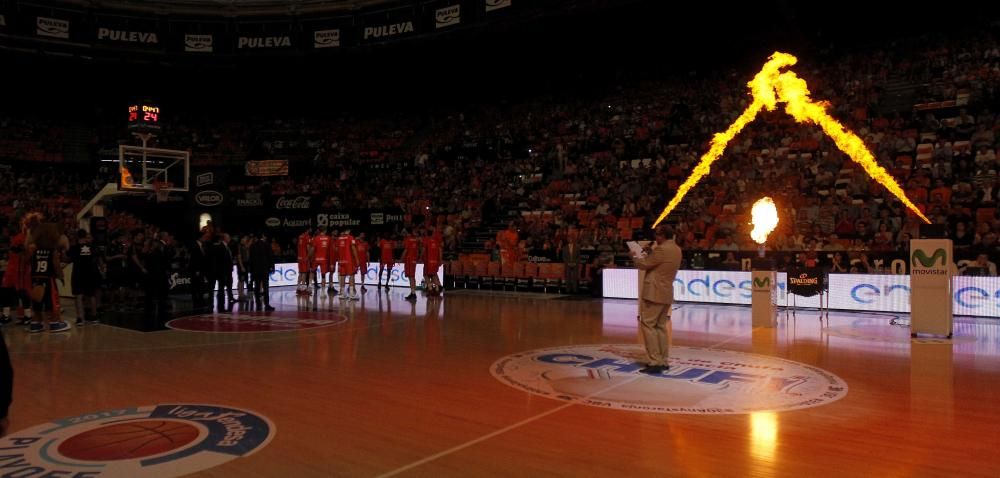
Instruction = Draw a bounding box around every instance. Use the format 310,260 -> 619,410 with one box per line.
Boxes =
492,344 -> 848,414
0,404 -> 274,477
166,311 -> 346,333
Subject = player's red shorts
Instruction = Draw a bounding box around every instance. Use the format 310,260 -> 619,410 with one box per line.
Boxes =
315,259 -> 331,275
404,261 -> 417,279
298,259 -> 311,273
424,262 -> 440,275
338,261 -> 354,276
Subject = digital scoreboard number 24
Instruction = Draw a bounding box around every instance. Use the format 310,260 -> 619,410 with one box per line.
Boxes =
128,103 -> 162,131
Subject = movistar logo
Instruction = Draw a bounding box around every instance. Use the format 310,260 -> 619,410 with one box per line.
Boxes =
912,248 -> 947,267
753,277 -> 771,288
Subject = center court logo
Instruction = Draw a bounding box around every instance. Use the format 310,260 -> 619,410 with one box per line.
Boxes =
0,404 -> 274,477
491,344 -> 847,414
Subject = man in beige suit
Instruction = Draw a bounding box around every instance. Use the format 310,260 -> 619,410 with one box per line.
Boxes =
631,225 -> 682,374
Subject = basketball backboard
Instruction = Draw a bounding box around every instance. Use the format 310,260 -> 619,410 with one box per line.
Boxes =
118,145 -> 190,192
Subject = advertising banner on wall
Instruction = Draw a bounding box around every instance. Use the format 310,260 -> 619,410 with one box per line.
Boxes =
245,160 -> 289,176
434,4 -> 461,29
359,6 -> 417,43
301,16 -> 351,49
35,15 -> 70,39
603,269 -> 1000,318
169,18 -> 227,54
233,20 -> 296,52
165,262 -> 442,295
603,269 -> 818,308
63,261 -> 441,297
93,14 -> 161,49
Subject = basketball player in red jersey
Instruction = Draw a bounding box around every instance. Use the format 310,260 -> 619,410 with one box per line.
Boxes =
377,234 -> 396,290
0,233 -> 25,325
336,228 -> 360,300
296,228 -> 313,295
423,228 -> 444,296
312,226 -> 332,291
402,230 -> 421,301
1,215 -> 37,325
355,233 -> 370,294
327,228 -> 339,295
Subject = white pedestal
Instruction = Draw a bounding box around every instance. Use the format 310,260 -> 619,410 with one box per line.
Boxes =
751,270 -> 777,327
910,239 -> 953,338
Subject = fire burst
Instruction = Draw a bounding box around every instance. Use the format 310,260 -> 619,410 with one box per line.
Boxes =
749,197 -> 779,244
652,52 -> 930,228
120,167 -> 135,187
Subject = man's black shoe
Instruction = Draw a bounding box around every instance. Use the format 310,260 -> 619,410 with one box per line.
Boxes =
640,365 -> 665,374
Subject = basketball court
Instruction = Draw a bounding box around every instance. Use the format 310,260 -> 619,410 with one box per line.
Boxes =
4,289 -> 999,477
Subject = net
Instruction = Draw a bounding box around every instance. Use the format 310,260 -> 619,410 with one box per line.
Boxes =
153,181 -> 172,203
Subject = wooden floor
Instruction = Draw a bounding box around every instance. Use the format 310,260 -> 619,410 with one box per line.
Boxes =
5,287 -> 1000,477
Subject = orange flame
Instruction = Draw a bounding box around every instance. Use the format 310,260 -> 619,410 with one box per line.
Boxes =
120,167 -> 135,187
652,52 -> 930,228
749,197 -> 779,244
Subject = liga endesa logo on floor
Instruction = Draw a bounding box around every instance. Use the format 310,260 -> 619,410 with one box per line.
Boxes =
0,404 -> 274,477
492,345 -> 848,414
166,311 -> 346,333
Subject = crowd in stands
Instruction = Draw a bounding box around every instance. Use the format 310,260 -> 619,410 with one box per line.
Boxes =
2,32 -> 999,278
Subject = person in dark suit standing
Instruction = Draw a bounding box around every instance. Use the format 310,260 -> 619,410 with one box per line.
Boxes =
207,233 -> 234,312
221,233 -> 237,305
631,225 -> 682,374
236,235 -> 253,304
189,229 -> 211,310
562,239 -> 581,293
249,232 -> 275,311
143,232 -> 171,318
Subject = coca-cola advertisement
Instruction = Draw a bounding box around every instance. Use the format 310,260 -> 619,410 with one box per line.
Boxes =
274,195 -> 312,210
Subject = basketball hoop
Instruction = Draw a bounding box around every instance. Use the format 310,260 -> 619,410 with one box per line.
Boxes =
153,181 -> 171,203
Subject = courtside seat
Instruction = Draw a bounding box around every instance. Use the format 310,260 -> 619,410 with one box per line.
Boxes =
501,263 -> 516,290
487,262 -> 501,290
546,263 -> 565,293
533,263 -> 549,292
450,261 -> 464,289
478,262 -> 493,289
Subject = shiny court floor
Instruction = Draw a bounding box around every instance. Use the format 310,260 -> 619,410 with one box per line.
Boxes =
5,287 -> 1000,477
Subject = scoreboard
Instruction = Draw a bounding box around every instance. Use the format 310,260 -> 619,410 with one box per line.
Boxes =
128,102 -> 162,131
